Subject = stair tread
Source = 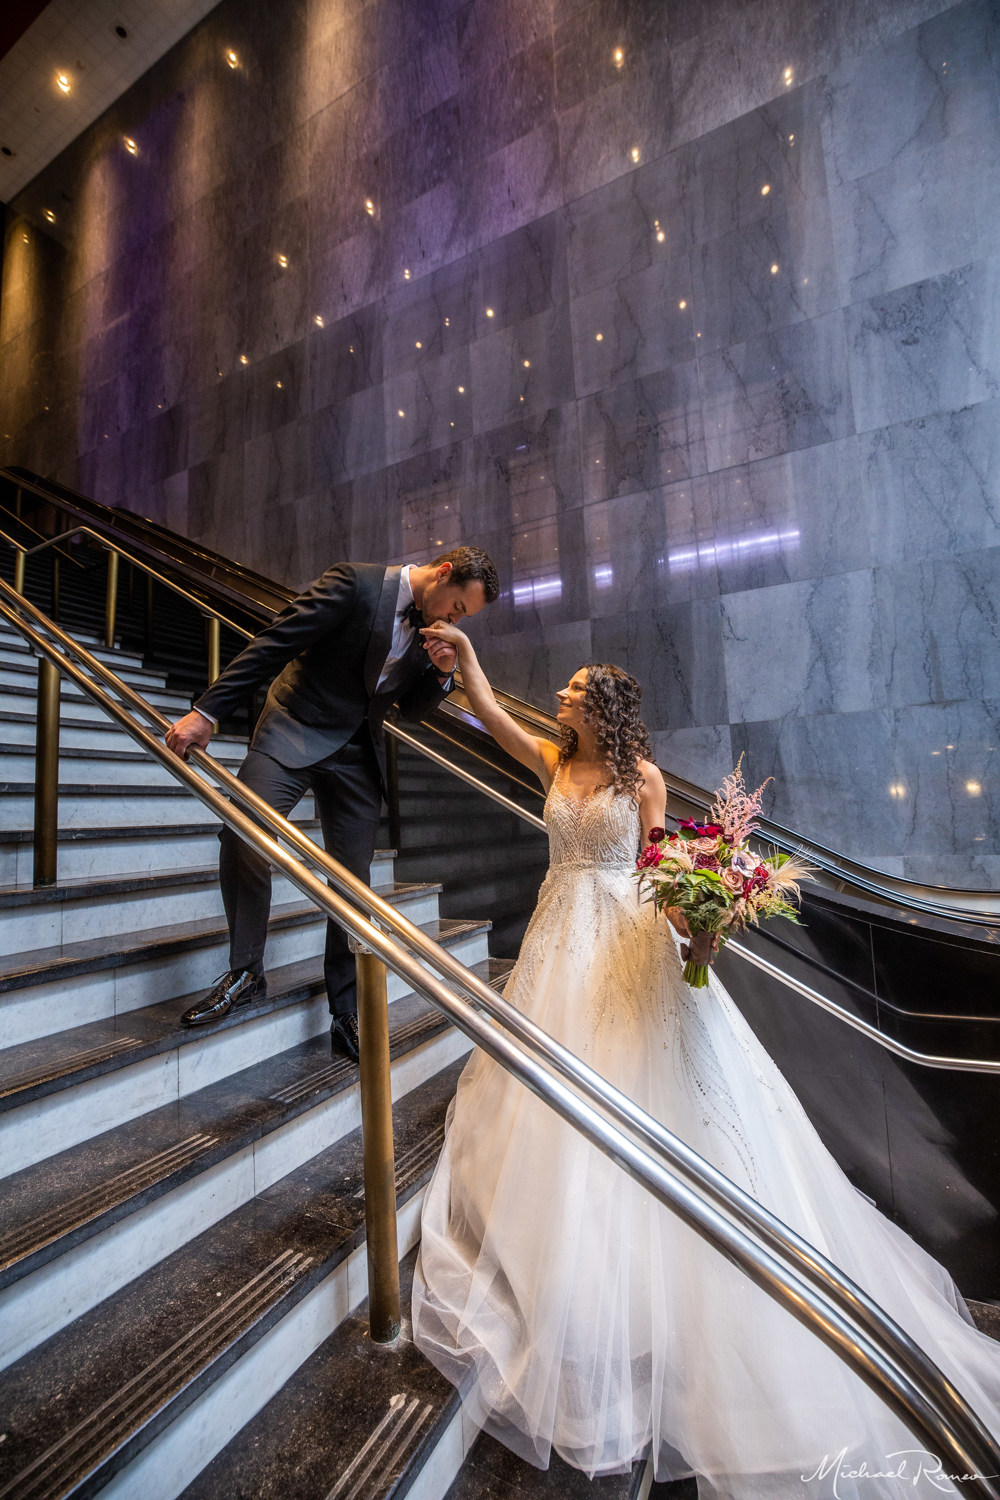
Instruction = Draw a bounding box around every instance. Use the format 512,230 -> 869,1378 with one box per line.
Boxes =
0,649 -> 169,685
0,892 -> 476,1002
0,982 -> 482,1291
0,1062 -> 462,1500
180,1248 -> 457,1500
0,709 -> 248,743
0,741 -> 245,763
447,1434 -> 645,1498
0,816 -> 321,845
0,853 -> 397,907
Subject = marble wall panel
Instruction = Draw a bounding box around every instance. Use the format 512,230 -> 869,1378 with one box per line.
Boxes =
876,550 -> 1000,709
845,258 -> 1000,434
4,0 -> 997,883
700,310 -> 854,471
722,570 -> 885,722
859,401 -> 1000,565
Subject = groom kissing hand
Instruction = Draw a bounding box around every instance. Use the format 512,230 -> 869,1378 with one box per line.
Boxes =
165,546 -> 499,1060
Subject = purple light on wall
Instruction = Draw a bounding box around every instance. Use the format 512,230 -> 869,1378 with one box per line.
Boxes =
665,527 -> 801,572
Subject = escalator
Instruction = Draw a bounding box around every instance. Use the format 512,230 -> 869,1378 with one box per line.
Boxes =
2,463 -> 998,1300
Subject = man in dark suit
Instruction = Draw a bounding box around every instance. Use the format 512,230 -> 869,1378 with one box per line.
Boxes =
165,546 -> 499,1060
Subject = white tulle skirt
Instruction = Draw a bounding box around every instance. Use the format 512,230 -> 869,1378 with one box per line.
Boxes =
411,865 -> 1000,1497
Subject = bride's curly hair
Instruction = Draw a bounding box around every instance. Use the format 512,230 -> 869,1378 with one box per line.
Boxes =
559,663 -> 653,803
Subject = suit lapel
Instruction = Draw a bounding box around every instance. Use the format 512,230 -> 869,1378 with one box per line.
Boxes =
364,565 -> 401,697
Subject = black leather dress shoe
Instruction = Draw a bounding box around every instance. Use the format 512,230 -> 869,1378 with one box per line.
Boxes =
330,1012 -> 360,1063
181,968 -> 267,1027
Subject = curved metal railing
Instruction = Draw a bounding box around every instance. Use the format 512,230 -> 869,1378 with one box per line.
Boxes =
3,466 -> 997,929
1,578 -> 1000,1492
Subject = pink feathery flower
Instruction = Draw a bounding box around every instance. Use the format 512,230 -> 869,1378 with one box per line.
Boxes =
710,753 -> 772,848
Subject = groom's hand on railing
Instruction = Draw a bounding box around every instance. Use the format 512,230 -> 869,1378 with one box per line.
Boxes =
165,710 -> 213,759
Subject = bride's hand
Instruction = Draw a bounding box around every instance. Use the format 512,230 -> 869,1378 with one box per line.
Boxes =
421,620 -> 465,648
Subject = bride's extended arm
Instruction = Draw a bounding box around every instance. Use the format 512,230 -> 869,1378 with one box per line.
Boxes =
421,622 -> 556,784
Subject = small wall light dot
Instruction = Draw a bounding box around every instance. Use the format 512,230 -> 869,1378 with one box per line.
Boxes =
239,354 -> 248,365
967,781 -> 983,796
656,230 -> 665,242
275,380 -> 283,388
365,199 -> 375,215
403,268 -> 411,279
314,314 -> 324,327
789,134 -> 795,144
888,782 -> 907,799
519,395 -> 525,401
349,345 -> 355,353
485,307 -> 494,318
43,209 -> 55,223
226,50 -> 239,68
457,385 -> 465,393
276,253 -> 288,268
56,72 -> 71,94
523,359 -> 530,368
22,233 -> 28,242
415,340 -> 422,349
630,146 -> 640,163
761,183 -> 771,195
124,137 -> 138,155
613,48 -> 624,66
450,421 -> 455,427
946,743 -> 955,749
444,317 -> 450,327
770,263 -> 779,274
783,66 -> 793,84
595,332 -> 603,341
678,299 -> 687,310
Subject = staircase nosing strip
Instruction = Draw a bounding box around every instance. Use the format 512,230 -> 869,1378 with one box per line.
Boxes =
327,1396 -> 411,1500
0,1134 -> 218,1269
373,1402 -> 434,1499
0,1037 -> 143,1097
0,1251 -> 313,1500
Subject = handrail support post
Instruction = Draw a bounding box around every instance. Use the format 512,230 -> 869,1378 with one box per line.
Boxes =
33,658 -> 60,887
351,929 -> 401,1343
13,548 -> 25,595
104,548 -> 119,649
206,614 -> 221,685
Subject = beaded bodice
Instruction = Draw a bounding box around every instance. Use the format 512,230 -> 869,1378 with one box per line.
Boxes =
543,771 -> 641,872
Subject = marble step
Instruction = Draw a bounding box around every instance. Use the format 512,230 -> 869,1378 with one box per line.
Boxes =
181,1253 -> 651,1500
0,709 -> 247,756
0,877 -> 436,1050
0,912 -> 489,1175
0,1000 -> 476,1372
0,672 -> 193,716
0,813 -> 315,886
0,779 -> 291,831
0,1062 -> 464,1500
0,743 -> 246,787
0,850 -> 401,953
445,1435 -> 653,1499
0,636 -> 152,676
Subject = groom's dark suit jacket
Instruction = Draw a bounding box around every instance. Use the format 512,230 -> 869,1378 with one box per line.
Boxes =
193,562 -> 450,791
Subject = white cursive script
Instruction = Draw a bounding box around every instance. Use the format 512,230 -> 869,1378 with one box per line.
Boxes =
801,1447 -> 997,1496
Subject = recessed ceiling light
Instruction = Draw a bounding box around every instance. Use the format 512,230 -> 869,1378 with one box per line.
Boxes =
124,137 -> 138,154
56,72 -> 71,94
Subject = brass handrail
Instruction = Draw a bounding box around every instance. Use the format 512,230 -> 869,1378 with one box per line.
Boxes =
3,579 -> 1000,1491
0,520 -> 253,648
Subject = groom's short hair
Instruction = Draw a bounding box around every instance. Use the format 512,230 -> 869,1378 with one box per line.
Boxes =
433,546 -> 500,604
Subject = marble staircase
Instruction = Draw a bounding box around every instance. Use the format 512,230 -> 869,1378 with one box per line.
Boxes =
0,613 -> 690,1499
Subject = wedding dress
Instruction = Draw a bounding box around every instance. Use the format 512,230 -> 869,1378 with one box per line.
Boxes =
411,770 -> 1000,1497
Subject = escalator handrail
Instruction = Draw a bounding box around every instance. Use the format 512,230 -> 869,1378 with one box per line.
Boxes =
3,580 -> 999,1491
4,467 -> 997,923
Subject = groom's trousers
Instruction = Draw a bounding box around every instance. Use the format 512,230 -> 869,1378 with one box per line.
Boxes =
218,726 -> 383,1019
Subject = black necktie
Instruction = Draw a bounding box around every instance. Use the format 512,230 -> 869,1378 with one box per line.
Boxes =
401,599 -> 423,631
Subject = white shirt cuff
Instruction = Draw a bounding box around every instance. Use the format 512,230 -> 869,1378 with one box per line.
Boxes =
193,708 -> 216,727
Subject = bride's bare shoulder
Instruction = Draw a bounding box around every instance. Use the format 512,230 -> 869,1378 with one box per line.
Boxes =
638,758 -> 664,791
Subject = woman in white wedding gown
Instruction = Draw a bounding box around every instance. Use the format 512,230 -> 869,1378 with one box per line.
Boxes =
410,627 -> 1000,1498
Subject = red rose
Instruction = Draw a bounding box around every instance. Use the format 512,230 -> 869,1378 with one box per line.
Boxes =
636,845 -> 664,870
647,827 -> 666,843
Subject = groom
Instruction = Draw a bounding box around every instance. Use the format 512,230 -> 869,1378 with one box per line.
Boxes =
165,546 -> 499,1060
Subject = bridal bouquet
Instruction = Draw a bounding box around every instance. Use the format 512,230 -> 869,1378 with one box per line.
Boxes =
635,757 -> 812,988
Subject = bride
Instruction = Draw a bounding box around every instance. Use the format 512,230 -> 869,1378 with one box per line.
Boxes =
410,625 -> 1000,1498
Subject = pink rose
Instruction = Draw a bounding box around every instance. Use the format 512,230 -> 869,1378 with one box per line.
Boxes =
720,867 -> 744,893
691,835 -> 720,855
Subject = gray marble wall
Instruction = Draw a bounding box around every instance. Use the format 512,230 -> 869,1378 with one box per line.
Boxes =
2,0 -> 998,885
